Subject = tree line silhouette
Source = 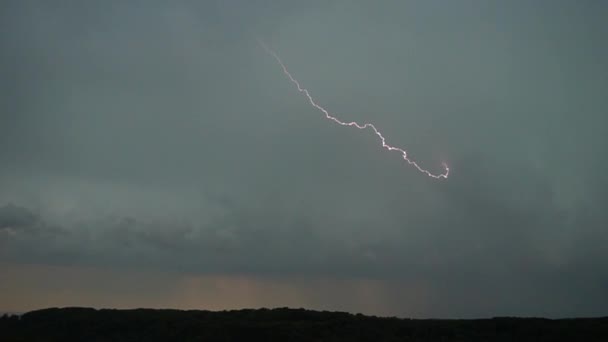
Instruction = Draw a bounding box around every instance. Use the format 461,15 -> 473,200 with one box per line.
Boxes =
1,307 -> 607,341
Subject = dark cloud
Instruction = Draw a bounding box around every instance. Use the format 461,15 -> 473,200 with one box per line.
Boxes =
1,0 -> 607,317
0,204 -> 39,230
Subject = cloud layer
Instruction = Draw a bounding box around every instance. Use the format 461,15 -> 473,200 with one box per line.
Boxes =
1,0 -> 607,317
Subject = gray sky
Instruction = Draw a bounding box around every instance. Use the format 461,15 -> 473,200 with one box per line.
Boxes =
1,0 -> 607,318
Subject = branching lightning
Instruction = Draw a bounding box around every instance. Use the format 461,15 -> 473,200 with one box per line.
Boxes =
259,40 -> 449,179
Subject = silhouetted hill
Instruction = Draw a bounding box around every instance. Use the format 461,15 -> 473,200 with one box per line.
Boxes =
1,307 -> 607,341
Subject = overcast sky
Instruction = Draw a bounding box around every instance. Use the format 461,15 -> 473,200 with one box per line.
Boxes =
1,0 -> 607,318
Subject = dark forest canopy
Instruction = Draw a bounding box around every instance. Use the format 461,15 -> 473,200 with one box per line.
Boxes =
1,307 -> 607,341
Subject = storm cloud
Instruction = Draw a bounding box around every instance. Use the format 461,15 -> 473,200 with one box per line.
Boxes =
1,0 -> 607,317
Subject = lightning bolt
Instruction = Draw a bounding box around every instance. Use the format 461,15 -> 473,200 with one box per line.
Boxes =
259,40 -> 449,179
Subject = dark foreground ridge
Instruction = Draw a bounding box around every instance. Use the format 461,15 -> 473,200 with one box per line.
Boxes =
1,307 -> 607,341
